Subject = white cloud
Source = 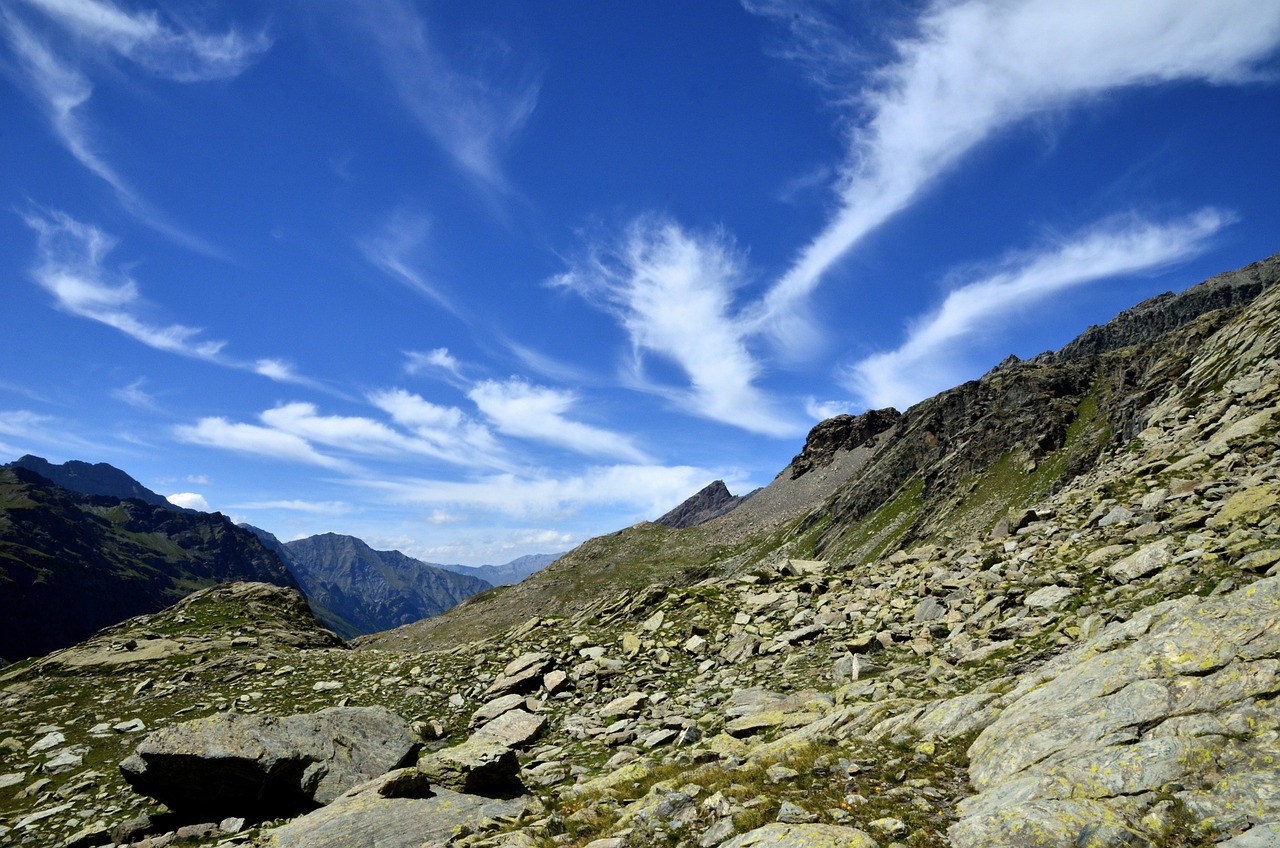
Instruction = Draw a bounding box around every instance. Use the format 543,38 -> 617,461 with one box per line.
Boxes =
805,398 -> 857,421
404,348 -> 463,378
359,462 -> 721,522
844,210 -> 1230,409
23,210 -> 227,359
233,499 -> 353,515
2,0 -> 267,241
358,212 -> 456,312
111,377 -> 158,410
552,218 -> 802,438
426,509 -> 466,525
174,417 -> 349,470
468,378 -> 652,463
167,491 -> 209,511
351,0 -> 539,187
749,0 -> 1280,351
368,389 -> 507,468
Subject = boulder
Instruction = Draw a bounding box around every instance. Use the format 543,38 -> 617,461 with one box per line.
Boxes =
261,769 -> 531,848
417,736 -> 522,797
484,653 -> 553,698
119,706 -> 417,818
472,709 -> 547,748
721,823 -> 879,848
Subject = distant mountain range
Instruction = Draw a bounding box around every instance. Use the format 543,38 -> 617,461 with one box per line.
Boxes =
246,528 -> 495,640
0,455 -> 560,658
437,553 -> 560,587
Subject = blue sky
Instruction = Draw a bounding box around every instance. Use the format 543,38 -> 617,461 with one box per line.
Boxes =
2,0 -> 1279,565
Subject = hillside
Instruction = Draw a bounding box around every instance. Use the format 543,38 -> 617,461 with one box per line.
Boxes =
4,455 -> 176,509
0,467 -> 297,662
0,252 -> 1277,848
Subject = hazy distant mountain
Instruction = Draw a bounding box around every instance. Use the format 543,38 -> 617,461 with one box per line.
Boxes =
7,454 -> 175,508
0,466 -> 297,662
438,553 -> 561,586
247,530 -> 492,640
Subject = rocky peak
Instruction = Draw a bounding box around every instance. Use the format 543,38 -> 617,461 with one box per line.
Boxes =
655,480 -> 750,529
788,408 -> 902,480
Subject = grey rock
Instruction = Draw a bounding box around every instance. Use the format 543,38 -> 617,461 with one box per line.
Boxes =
913,597 -> 947,623
1107,538 -> 1174,583
262,770 -> 530,848
721,823 -> 880,848
418,736 -> 522,797
470,694 -> 526,728
119,706 -> 417,817
472,709 -> 547,748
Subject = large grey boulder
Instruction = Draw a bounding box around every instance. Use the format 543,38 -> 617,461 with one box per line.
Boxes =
120,706 -> 417,818
261,768 -> 532,848
951,576 -> 1280,847
720,823 -> 879,848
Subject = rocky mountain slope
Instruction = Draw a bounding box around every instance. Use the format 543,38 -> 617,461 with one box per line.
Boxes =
0,252 -> 1277,848
254,531 -> 493,640
0,468 -> 297,662
656,481 -> 755,530
4,456 -> 176,510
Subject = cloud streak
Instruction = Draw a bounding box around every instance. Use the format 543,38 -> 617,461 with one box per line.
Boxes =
844,209 -> 1231,409
749,0 -> 1280,350
24,210 -> 228,359
468,378 -> 653,463
352,0 -> 539,189
553,218 -> 802,438
2,0 -> 268,245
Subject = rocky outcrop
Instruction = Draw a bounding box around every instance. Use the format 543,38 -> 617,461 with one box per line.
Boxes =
261,770 -> 533,848
656,480 -> 752,528
950,576 -> 1280,847
788,408 -> 901,480
119,706 -> 417,818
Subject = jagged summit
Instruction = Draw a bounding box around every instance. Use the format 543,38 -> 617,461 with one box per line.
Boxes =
655,479 -> 753,529
787,408 -> 902,480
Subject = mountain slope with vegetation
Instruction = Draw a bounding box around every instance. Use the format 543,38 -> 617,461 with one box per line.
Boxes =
0,252 -> 1278,848
0,467 -> 297,662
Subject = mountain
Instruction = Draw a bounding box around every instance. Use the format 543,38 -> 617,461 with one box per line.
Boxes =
253,531 -> 493,640
6,454 -> 175,508
655,479 -> 756,529
437,552 -> 562,586
1,252 -> 1278,848
0,466 -> 297,662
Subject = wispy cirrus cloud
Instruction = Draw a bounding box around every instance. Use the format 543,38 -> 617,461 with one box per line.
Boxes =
746,0 -> 1280,351
174,417 -> 351,470
468,378 -> 653,463
351,0 -> 539,189
23,209 -> 330,388
368,389 -> 507,469
552,217 -> 803,438
358,212 -> 457,313
1,0 -> 268,245
232,499 -> 355,516
844,209 -> 1231,409
359,462 -> 725,523
24,209 -> 228,359
403,348 -> 463,378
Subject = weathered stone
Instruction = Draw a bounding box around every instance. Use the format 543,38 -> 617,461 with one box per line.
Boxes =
720,823 -> 880,848
119,706 -> 417,817
484,653 -> 553,698
472,709 -> 547,748
1107,538 -> 1174,583
954,577 -> 1280,847
417,737 -> 521,797
913,597 -> 947,622
599,692 -> 648,719
1023,585 -> 1076,609
261,771 -> 531,848
470,694 -> 525,728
